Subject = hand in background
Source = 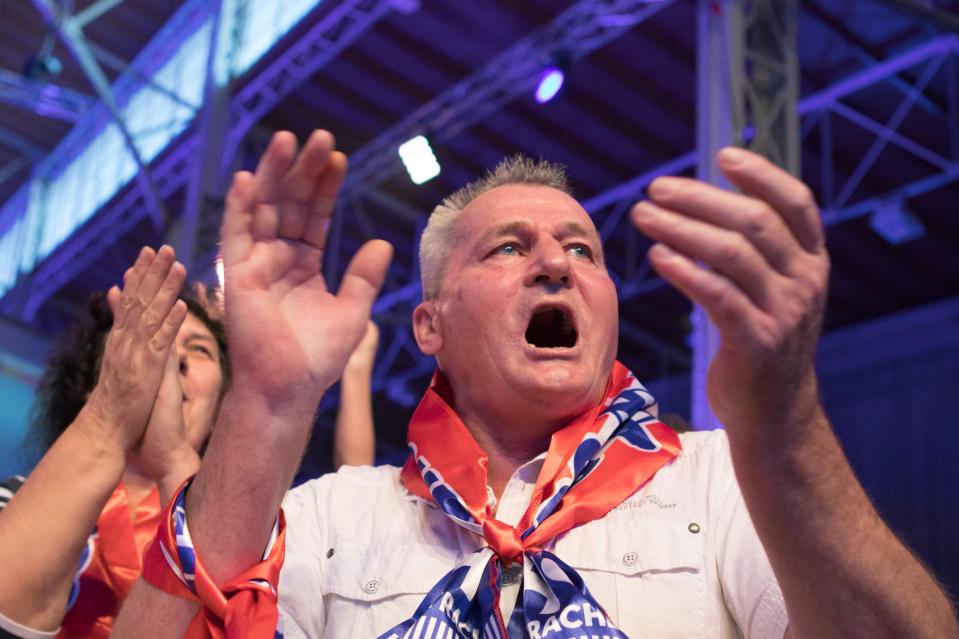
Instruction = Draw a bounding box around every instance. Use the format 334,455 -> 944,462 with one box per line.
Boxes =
344,321 -> 379,376
335,321 -> 379,469
192,280 -> 224,322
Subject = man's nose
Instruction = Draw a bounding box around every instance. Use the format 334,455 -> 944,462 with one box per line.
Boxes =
526,239 -> 571,287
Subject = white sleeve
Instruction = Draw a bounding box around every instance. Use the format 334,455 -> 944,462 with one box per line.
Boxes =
276,476 -> 333,638
0,612 -> 58,639
708,431 -> 789,639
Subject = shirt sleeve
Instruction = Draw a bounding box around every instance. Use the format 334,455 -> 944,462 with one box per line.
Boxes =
0,476 -> 26,511
0,613 -> 58,639
707,431 -> 789,639
276,476 -> 332,638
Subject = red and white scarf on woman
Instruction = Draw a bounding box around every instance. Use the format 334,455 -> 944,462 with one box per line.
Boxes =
141,361 -> 680,638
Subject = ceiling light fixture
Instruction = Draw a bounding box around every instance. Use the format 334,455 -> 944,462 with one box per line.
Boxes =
398,135 -> 441,185
535,66 -> 565,103
535,53 -> 569,104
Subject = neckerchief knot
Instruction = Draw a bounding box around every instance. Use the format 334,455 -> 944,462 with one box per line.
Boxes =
384,361 -> 682,639
483,518 -> 524,564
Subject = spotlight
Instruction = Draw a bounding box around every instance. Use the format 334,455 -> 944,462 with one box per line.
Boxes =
398,135 -> 441,185
535,66 -> 565,103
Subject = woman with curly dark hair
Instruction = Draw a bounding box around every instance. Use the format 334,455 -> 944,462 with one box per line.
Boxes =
0,246 -> 229,639
22,285 -> 230,462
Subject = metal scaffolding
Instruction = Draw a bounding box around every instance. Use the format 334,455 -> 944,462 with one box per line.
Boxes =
1,0 -> 957,409
332,31 -> 959,403
6,0 -> 396,319
690,0 -> 799,429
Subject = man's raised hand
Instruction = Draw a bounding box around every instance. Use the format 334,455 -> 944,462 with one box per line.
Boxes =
221,130 -> 393,406
631,147 -> 829,441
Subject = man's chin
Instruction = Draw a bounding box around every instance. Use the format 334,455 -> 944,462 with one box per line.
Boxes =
512,362 -> 601,404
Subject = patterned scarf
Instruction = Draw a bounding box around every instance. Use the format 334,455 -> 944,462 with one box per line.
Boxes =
141,362 -> 680,638
141,480 -> 285,638
61,482 -> 161,638
380,361 -> 681,638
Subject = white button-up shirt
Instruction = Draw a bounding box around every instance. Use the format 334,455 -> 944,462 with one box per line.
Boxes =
277,430 -> 788,638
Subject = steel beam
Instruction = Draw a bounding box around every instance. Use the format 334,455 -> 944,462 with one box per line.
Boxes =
803,0 -> 943,117
823,162 -> 959,226
9,0 -> 394,310
74,0 -> 127,29
0,68 -> 96,123
341,0 -> 677,191
829,101 -> 950,171
691,0 -> 799,429
0,159 -> 30,189
173,0 -> 231,275
874,0 -> 959,34
829,54 -> 946,211
222,0 -> 398,169
19,134 -> 198,320
31,0 -> 167,231
0,128 -> 43,161
8,1 -> 959,409
797,35 -> 959,115
86,42 -> 200,112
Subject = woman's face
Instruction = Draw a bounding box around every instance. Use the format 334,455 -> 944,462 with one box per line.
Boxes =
175,313 -> 224,452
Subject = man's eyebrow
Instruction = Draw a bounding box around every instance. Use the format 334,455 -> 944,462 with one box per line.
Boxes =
477,221 -> 533,244
182,332 -> 216,344
474,220 -> 602,250
557,221 -> 601,244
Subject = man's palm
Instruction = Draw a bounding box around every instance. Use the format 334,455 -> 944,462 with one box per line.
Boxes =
221,131 -> 392,402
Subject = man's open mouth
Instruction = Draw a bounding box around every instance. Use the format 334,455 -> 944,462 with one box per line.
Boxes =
525,306 -> 578,348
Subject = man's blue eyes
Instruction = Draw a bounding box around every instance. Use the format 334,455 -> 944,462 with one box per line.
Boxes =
494,243 -> 591,258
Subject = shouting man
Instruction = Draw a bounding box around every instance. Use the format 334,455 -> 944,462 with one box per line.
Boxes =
115,130 -> 957,638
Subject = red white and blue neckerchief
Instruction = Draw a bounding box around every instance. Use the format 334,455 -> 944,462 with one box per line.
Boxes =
140,477 -> 286,639
61,482 -> 161,638
140,361 -> 679,638
381,361 -> 682,639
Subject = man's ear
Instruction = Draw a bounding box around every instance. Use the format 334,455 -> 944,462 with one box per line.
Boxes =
412,300 -> 443,356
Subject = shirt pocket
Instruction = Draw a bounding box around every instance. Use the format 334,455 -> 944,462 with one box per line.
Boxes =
553,517 -> 706,639
320,540 -> 458,638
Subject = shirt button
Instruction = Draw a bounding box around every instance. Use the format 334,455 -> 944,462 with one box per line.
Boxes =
622,551 -> 639,566
688,522 -> 701,534
364,579 -> 380,594
502,570 -> 518,585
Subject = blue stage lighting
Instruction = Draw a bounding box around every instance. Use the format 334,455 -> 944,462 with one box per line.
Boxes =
535,66 -> 565,103
398,135 -> 441,185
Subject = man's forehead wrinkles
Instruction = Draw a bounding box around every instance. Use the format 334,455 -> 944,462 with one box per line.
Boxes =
480,220 -> 533,242
477,216 -> 596,237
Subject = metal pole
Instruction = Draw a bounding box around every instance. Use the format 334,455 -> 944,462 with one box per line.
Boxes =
692,0 -> 799,430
